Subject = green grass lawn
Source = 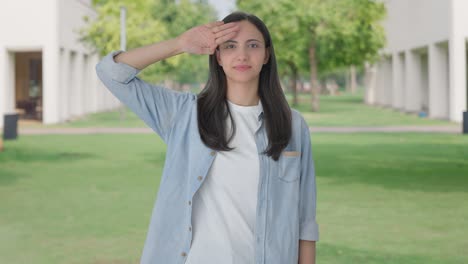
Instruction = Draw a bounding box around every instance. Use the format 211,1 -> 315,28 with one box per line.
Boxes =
1,133 -> 467,263
285,91 -> 458,127
20,90 -> 458,128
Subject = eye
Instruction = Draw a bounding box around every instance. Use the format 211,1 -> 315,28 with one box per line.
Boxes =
222,43 -> 236,49
248,43 -> 259,48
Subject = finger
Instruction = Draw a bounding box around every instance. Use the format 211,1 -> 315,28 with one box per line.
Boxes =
205,21 -> 224,28
212,22 -> 238,33
214,25 -> 239,39
201,47 -> 215,55
215,31 -> 238,45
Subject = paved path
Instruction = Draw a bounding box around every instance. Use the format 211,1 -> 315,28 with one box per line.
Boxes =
18,126 -> 463,135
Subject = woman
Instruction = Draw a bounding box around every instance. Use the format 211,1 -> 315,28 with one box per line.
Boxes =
96,11 -> 318,264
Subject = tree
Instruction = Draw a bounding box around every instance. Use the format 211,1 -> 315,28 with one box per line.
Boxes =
80,0 -> 217,86
238,0 -> 386,111
151,0 -> 218,86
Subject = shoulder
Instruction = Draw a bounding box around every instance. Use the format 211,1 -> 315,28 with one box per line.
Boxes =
291,108 -> 308,131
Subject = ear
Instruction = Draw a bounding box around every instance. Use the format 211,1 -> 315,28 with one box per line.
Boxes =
216,49 -> 223,66
263,47 -> 270,64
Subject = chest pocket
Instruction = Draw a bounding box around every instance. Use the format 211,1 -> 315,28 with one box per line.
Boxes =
277,151 -> 301,182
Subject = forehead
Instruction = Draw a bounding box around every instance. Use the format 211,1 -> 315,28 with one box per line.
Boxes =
231,20 -> 264,42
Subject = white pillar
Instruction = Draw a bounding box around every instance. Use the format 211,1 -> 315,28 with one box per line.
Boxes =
420,52 -> 429,113
89,54 -> 99,113
42,0 -> 60,125
43,45 -> 60,124
405,50 -> 421,112
59,48 -> 70,122
392,52 -> 405,110
449,0 -> 468,123
375,60 -> 384,105
0,48 -> 5,128
82,54 -> 90,114
0,49 -> 16,128
69,51 -> 78,117
429,43 -> 450,119
383,57 -> 393,107
75,52 -> 84,116
364,62 -> 377,105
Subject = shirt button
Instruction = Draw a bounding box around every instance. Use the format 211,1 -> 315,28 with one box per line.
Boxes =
181,252 -> 187,257
189,226 -> 192,232
210,151 -> 216,156
197,176 -> 203,181
188,201 -> 191,206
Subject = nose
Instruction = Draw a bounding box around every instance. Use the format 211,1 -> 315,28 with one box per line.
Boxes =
235,45 -> 249,61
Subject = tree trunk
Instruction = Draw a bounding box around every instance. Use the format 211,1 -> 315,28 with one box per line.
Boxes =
288,62 -> 298,106
345,68 -> 351,93
309,40 -> 320,112
350,65 -> 357,94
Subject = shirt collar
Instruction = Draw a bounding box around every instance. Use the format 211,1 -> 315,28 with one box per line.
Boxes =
257,99 -> 264,122
226,98 -> 264,122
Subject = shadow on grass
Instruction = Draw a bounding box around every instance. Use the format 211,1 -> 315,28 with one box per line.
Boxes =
0,168 -> 25,185
315,138 -> 468,193
318,242 -> 461,264
0,144 -> 97,185
0,147 -> 96,163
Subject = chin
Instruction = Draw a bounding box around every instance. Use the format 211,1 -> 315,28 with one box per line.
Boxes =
226,73 -> 260,84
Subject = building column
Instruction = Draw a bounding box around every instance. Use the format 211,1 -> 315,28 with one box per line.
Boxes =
420,51 -> 429,113
383,57 -> 393,107
90,54 -> 100,113
405,50 -> 421,112
82,54 -> 89,114
0,49 -> 16,128
69,51 -> 78,117
368,63 -> 375,104
392,52 -> 405,110
75,52 -> 84,116
0,48 -> 5,128
449,0 -> 468,123
59,48 -> 70,122
374,60 -> 384,105
448,37 -> 467,122
429,43 -> 450,119
43,45 -> 60,124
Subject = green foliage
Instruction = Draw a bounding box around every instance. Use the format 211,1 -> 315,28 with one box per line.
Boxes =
80,0 -> 217,84
238,0 -> 386,74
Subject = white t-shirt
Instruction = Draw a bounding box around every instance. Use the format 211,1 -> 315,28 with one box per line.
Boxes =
185,99 -> 263,264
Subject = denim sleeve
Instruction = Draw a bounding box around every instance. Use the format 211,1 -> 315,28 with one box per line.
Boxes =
95,50 -> 195,143
299,117 -> 320,241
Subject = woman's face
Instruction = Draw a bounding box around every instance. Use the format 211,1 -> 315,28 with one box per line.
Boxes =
216,20 -> 270,86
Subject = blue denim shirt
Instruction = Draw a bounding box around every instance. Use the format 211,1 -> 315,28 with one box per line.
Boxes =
96,51 -> 319,264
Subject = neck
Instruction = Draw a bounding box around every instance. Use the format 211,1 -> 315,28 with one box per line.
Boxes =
226,79 -> 260,106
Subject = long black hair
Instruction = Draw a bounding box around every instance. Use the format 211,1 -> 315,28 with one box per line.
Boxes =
197,11 -> 292,162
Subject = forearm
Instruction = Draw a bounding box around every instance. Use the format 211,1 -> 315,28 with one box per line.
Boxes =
114,37 -> 183,70
298,240 -> 316,264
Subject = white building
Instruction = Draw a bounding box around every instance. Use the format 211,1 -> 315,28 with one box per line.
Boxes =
0,0 -> 119,128
366,0 -> 468,123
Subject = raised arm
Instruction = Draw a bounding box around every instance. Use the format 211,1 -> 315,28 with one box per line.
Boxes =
114,21 -> 239,70
95,21 -> 239,142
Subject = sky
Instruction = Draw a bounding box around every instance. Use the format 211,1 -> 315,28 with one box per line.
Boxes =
207,0 -> 237,19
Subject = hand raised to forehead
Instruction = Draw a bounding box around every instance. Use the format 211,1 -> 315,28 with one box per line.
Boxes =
177,21 -> 239,55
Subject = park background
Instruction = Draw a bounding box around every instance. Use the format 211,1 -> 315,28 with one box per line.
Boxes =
1,0 -> 467,263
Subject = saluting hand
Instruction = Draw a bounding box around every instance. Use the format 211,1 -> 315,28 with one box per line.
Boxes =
177,21 -> 239,55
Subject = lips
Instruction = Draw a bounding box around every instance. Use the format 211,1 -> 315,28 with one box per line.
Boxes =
233,65 -> 252,71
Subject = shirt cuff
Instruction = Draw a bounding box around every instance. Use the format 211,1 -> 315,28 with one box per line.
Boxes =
97,50 -> 141,84
300,220 -> 319,241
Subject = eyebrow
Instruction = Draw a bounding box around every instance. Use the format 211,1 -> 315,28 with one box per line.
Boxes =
223,39 -> 262,43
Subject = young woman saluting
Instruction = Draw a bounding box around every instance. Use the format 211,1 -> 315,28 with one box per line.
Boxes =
96,11 -> 319,264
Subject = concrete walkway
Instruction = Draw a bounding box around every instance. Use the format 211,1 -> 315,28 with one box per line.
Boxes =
17,125 -> 463,135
